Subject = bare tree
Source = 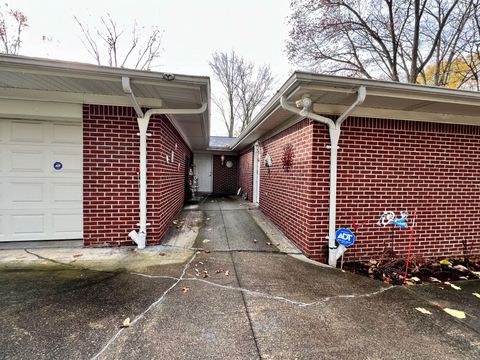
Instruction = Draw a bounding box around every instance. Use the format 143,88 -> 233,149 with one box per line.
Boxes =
287,0 -> 479,85
0,3 -> 28,55
236,61 -> 274,132
209,50 -> 274,137
75,14 -> 162,70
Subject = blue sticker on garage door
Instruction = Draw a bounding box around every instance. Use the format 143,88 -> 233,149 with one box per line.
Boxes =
53,161 -> 63,170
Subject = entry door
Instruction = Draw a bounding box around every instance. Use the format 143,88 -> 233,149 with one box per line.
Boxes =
252,142 -> 260,204
0,118 -> 83,241
194,153 -> 213,193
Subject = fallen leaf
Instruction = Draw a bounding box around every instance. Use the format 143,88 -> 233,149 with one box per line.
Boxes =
439,259 -> 452,266
225,270 -> 230,276
253,239 -> 258,243
198,262 -> 204,265
215,268 -> 225,274
202,270 -> 209,278
73,253 -> 83,258
453,264 -> 468,272
203,239 -> 210,244
444,282 -> 462,290
158,252 -> 166,256
204,250 -> 211,254
206,218 -> 210,221
472,293 -> 480,299
443,308 -> 466,319
429,277 -> 441,283
411,277 -> 421,282
472,271 -> 480,278
181,287 -> 190,293
416,307 -> 432,315
121,317 -> 130,328
405,281 -> 414,286
276,243 -> 280,246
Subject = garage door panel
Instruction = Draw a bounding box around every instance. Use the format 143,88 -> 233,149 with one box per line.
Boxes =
10,121 -> 45,143
1,118 -> 82,241
53,213 -> 82,233
0,214 -> 5,239
10,151 -> 45,172
11,182 -> 45,202
53,183 -> 82,202
53,123 -> 82,144
12,214 -> 45,234
51,152 -> 82,173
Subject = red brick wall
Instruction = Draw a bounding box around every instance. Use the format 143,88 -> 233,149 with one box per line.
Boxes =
213,155 -> 238,195
335,117 -> 480,261
238,148 -> 254,200
258,119 -> 325,258
83,104 -> 192,247
257,116 -> 480,262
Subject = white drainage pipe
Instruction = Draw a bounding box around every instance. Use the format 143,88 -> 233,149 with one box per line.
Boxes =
280,86 -> 366,266
128,103 -> 207,250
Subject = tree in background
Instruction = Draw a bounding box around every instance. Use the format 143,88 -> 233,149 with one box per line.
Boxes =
209,50 -> 274,137
75,14 -> 162,70
287,0 -> 479,87
0,3 -> 28,54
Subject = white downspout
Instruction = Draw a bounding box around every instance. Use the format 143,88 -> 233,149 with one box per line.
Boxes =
123,76 -> 208,249
128,103 -> 208,249
280,86 -> 366,266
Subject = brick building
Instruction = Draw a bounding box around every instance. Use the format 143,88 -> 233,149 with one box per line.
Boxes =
233,72 -> 480,265
0,55 -> 209,249
1,55 -> 479,267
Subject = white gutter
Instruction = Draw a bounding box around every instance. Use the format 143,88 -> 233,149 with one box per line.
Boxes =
280,86 -> 366,266
123,77 -> 207,249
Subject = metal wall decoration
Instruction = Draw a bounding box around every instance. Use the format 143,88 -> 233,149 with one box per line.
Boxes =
281,143 -> 294,170
377,210 -> 409,228
264,153 -> 272,167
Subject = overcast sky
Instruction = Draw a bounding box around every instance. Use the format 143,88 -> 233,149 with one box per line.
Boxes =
12,0 -> 294,135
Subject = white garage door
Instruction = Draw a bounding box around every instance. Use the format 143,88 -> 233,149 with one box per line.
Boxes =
0,119 -> 83,241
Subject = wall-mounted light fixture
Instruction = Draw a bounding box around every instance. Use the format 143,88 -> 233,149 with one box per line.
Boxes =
221,155 -> 225,167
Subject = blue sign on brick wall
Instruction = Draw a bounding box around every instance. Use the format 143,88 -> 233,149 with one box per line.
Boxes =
336,228 -> 356,247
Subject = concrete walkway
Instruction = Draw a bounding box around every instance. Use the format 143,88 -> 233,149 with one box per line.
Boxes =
0,196 -> 479,359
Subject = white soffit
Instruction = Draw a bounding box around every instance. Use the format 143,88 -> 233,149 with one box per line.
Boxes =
232,72 -> 480,151
0,55 -> 211,150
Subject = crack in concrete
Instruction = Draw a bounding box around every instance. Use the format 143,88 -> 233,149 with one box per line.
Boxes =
90,252 -> 199,360
130,272 -> 395,308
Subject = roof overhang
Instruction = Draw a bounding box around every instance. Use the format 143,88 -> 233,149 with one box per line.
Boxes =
232,72 -> 480,151
0,54 -> 210,151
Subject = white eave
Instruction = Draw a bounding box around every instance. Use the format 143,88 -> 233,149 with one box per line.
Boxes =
0,54 -> 210,151
232,72 -> 480,151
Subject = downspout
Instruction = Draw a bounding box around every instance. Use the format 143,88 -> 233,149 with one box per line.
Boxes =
122,76 -> 207,249
280,86 -> 366,266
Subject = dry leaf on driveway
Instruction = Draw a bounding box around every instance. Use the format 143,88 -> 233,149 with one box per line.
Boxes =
181,287 -> 191,294
415,307 -> 432,315
121,317 -> 130,328
443,308 -> 466,319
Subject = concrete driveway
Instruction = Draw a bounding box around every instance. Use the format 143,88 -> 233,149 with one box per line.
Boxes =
0,196 -> 479,359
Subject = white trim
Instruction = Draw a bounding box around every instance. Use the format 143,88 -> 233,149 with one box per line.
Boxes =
252,142 -> 260,205
0,98 -> 82,121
